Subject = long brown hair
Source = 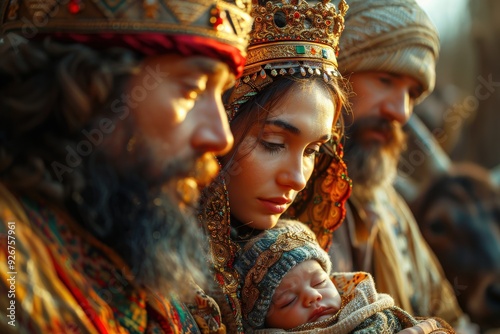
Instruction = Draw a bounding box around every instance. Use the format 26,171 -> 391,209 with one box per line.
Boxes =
0,35 -> 139,202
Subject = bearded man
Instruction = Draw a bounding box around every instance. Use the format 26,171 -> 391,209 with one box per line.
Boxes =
331,0 -> 476,332
0,0 -> 251,332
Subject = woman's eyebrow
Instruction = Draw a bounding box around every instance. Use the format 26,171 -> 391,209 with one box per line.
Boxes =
265,119 -> 300,135
265,119 -> 331,141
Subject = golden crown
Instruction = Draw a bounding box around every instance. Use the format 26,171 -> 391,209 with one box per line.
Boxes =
225,0 -> 348,120
0,0 -> 253,54
244,0 -> 348,73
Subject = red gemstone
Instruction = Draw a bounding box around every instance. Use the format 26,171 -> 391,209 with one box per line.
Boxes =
293,11 -> 300,19
68,2 -> 81,14
210,5 -> 226,30
214,17 -> 224,29
325,20 -> 332,26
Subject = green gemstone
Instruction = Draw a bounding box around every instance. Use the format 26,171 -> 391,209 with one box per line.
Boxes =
295,45 -> 306,54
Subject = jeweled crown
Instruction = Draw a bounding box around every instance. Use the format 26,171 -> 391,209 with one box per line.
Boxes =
0,0 -> 253,54
225,0 -> 348,120
245,0 -> 348,72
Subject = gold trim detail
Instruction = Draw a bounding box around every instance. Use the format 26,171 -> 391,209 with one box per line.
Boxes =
224,0 -> 349,118
246,0 -> 348,68
0,0 -> 253,54
165,0 -> 210,25
245,41 -> 337,70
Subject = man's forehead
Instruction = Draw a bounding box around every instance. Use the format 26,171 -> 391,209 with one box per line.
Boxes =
163,56 -> 235,86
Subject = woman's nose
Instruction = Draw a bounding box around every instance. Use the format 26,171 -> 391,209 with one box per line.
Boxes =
277,162 -> 307,191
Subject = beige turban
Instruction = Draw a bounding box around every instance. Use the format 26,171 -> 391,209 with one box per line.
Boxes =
338,0 -> 440,102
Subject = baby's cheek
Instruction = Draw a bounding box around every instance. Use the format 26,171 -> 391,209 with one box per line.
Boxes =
265,304 -> 278,322
264,308 -> 275,328
330,290 -> 342,309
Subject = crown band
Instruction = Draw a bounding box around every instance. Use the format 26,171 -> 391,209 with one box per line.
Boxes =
225,0 -> 348,120
1,0 -> 252,54
239,0 -> 348,76
245,41 -> 337,71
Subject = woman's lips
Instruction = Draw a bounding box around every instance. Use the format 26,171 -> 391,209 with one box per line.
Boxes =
258,198 -> 291,214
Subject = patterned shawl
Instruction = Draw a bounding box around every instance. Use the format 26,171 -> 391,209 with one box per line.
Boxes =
0,182 -> 201,333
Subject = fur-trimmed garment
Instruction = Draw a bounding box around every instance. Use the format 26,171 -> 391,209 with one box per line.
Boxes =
252,272 -> 455,334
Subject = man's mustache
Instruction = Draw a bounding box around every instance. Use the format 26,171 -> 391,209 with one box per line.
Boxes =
347,117 -> 399,141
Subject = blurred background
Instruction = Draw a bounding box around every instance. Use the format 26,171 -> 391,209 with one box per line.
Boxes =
400,2 -> 500,333
413,0 -> 500,170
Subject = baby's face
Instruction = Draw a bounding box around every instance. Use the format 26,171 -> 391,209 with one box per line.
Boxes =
265,260 -> 341,329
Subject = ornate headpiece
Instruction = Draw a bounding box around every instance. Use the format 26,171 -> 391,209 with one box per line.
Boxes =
226,0 -> 348,119
0,0 -> 252,57
247,0 -> 347,70
337,0 -> 439,102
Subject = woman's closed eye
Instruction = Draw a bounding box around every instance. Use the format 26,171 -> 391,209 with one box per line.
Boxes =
259,140 -> 285,154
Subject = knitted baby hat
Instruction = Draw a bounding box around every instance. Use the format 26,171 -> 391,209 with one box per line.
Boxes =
337,0 -> 440,103
235,220 -> 332,329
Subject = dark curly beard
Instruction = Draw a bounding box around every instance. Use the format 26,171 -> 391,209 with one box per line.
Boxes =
344,116 -> 407,200
69,150 -> 209,297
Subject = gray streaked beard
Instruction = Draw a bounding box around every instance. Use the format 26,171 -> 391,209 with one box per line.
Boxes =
70,152 -> 208,298
344,118 -> 406,201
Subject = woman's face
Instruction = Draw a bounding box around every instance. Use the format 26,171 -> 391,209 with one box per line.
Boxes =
225,81 -> 335,230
